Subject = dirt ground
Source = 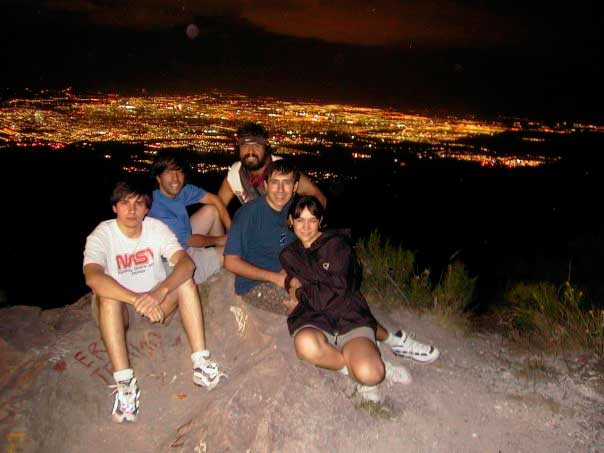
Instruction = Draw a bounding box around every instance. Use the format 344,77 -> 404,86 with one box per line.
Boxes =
1,270 -> 603,452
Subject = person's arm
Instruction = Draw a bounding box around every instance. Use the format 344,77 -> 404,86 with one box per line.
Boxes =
297,173 -> 327,208
84,263 -> 139,305
84,263 -> 165,323
279,247 -> 304,312
224,255 -> 286,288
186,234 -> 226,248
287,277 -> 301,304
218,176 -> 235,207
279,247 -> 302,292
132,250 -> 195,316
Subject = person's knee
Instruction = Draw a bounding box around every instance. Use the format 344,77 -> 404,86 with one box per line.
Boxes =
351,358 -> 385,386
204,204 -> 219,217
176,278 -> 200,303
294,330 -> 324,362
177,278 -> 197,293
97,296 -> 129,329
98,296 -> 124,317
191,204 -> 218,227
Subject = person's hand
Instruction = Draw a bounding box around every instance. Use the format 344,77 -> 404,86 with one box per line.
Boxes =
275,269 -> 287,288
288,277 -> 301,303
282,298 -> 299,315
134,287 -> 168,319
145,306 -> 165,323
289,277 -> 302,290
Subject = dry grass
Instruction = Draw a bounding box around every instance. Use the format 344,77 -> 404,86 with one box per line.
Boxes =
356,230 -> 475,329
499,281 -> 604,356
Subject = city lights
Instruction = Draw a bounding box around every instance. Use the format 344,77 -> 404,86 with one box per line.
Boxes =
2,90 -> 598,171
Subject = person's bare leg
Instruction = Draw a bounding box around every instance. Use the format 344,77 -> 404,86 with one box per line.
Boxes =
294,327 -> 345,371
98,297 -> 130,372
342,338 -> 385,386
175,278 -> 206,352
190,205 -> 225,257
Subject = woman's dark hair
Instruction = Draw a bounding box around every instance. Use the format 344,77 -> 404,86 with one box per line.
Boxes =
288,195 -> 325,223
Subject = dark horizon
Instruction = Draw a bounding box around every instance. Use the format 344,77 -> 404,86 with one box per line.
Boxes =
1,1 -> 603,123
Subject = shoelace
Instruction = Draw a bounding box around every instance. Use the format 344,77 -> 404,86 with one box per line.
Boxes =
196,359 -> 219,376
109,381 -> 137,409
396,331 -> 431,353
405,337 -> 432,354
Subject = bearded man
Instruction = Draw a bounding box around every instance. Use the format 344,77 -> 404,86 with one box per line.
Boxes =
218,122 -> 326,208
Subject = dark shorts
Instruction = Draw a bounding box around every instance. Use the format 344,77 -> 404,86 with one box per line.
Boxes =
241,282 -> 290,315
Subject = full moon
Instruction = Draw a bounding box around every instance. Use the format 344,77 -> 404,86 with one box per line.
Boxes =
186,24 -> 200,40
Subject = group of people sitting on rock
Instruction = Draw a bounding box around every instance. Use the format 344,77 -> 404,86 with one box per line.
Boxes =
83,122 -> 440,423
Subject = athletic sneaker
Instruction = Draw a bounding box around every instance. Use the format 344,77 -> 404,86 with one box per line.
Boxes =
338,366 -> 349,376
384,360 -> 412,385
355,383 -> 384,404
193,355 -> 222,389
109,378 -> 140,423
388,330 -> 440,363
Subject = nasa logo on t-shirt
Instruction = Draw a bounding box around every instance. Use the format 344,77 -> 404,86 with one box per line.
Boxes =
322,262 -> 330,271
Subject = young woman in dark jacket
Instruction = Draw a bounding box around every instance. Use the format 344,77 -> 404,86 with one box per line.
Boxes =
279,196 -> 439,399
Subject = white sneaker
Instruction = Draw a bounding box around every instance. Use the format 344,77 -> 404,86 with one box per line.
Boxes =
356,383 -> 384,404
337,366 -> 349,376
384,360 -> 412,385
389,330 -> 440,363
109,378 -> 140,423
193,353 -> 224,389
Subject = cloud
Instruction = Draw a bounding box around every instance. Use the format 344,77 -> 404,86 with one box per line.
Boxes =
240,0 -> 525,47
44,0 -> 528,48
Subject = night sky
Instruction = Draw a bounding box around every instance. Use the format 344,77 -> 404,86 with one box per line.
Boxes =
1,0 -> 603,120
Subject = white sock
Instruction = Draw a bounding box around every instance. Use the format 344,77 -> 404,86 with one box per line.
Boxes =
337,366 -> 349,376
383,331 -> 395,345
113,368 -> 134,384
191,350 -> 210,366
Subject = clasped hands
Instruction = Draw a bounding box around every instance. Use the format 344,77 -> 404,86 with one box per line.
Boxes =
133,287 -> 168,323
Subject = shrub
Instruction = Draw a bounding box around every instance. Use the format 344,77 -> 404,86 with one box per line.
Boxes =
502,280 -> 604,355
356,230 -> 475,325
433,262 -> 476,325
356,230 -> 416,308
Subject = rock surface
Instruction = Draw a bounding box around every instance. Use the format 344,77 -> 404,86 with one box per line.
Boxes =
1,270 -> 603,452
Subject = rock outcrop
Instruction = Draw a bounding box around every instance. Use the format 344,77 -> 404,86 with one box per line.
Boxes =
1,270 -> 603,452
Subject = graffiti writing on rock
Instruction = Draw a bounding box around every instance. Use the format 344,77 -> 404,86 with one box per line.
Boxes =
72,331 -> 164,385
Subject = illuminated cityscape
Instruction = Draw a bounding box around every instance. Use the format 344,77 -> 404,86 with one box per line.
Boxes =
2,90 -> 602,175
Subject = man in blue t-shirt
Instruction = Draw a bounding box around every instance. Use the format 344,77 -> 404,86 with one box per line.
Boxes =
224,159 -> 297,315
149,150 -> 231,284
224,159 -> 441,366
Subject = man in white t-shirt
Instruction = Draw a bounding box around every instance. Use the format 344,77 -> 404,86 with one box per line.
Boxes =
83,178 -> 223,424
218,121 -> 327,208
